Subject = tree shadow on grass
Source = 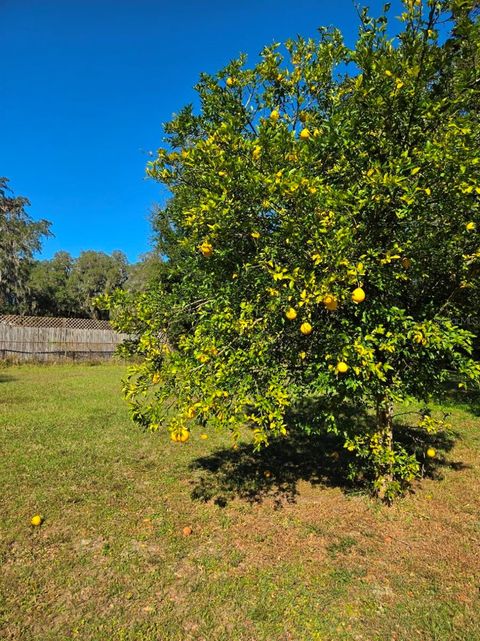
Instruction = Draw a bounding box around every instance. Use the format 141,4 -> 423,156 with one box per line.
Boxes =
439,382 -> 480,417
190,430 -> 352,508
189,401 -> 467,508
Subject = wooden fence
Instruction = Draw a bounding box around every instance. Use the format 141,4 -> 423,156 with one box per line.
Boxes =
0,316 -> 129,362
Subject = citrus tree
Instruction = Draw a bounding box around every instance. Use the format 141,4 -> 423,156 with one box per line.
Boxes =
104,0 -> 480,500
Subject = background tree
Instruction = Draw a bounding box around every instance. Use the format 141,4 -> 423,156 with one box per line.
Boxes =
105,0 -> 480,501
68,250 -> 128,318
26,250 -> 130,318
27,250 -> 75,316
124,249 -> 164,294
0,177 -> 51,313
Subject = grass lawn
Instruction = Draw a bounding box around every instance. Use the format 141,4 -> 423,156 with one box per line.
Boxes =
1,363 -> 479,641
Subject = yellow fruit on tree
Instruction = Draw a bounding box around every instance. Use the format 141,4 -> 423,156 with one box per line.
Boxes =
270,110 -> 280,122
199,241 -> 213,258
285,307 -> 297,321
186,406 -> 196,419
336,361 -> 349,374
300,128 -> 311,140
179,429 -> 190,443
226,76 -> 235,87
323,294 -> 338,311
299,351 -> 307,360
352,287 -> 366,304
31,515 -> 43,527
300,322 -> 313,335
466,222 -> 476,232
426,447 -> 436,458
171,428 -> 190,443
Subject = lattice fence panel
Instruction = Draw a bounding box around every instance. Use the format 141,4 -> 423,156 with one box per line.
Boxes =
0,315 -> 112,330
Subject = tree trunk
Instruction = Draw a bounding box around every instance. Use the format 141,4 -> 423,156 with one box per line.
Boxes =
375,399 -> 394,502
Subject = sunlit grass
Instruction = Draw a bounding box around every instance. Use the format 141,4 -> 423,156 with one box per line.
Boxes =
1,363 -> 479,641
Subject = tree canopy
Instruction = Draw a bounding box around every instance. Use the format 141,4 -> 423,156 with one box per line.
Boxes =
104,0 -> 480,499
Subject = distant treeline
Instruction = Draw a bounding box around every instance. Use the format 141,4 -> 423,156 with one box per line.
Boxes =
0,177 -> 161,319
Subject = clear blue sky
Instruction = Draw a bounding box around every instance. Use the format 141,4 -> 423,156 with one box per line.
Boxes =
1,0 -> 404,263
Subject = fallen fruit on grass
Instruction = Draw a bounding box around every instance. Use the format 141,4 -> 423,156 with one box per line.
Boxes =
31,515 -> 43,527
182,526 -> 193,536
200,433 -> 208,440
352,287 -> 366,304
426,447 -> 436,458
300,322 -> 313,335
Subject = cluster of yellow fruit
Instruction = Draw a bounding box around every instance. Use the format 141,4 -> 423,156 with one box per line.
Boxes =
285,287 -> 366,334
267,109 -> 321,138
171,428 -> 190,443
